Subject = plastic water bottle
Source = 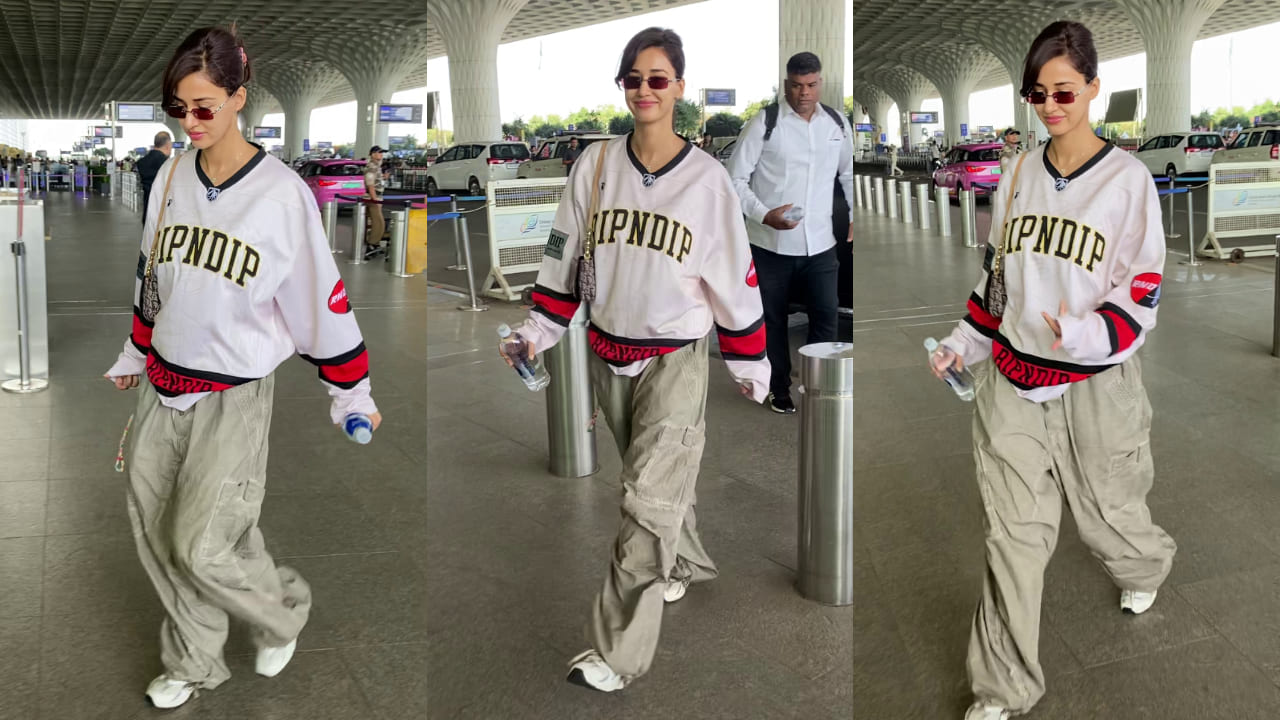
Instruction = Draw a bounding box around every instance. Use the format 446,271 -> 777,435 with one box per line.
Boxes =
498,324 -> 550,391
783,206 -> 805,223
342,413 -> 373,444
924,337 -> 975,402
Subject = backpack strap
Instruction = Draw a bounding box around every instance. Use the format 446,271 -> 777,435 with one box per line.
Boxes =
820,104 -> 848,137
762,103 -> 779,142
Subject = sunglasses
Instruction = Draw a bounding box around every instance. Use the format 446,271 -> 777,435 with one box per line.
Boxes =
1024,88 -> 1085,105
165,94 -> 235,121
618,75 -> 677,90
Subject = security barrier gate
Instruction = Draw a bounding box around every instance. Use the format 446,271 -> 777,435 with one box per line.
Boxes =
481,178 -> 568,301
1198,163 -> 1280,260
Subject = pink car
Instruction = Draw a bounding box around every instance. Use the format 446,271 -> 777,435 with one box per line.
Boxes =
931,142 -> 1004,198
299,159 -> 368,209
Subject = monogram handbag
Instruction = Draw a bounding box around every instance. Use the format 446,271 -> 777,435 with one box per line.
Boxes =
574,141 -> 608,303
140,156 -> 181,322
985,150 -> 1028,318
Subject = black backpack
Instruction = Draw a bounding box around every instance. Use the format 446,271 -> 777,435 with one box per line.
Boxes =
762,102 -> 847,142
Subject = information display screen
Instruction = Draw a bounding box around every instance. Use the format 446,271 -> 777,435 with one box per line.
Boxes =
378,104 -> 423,123
703,89 -> 735,106
253,126 -> 282,139
855,123 -> 874,132
317,141 -> 333,149
909,112 -> 937,124
172,141 -> 185,149
92,137 -> 104,145
93,126 -> 114,137
388,136 -> 408,145
116,103 -> 156,122
978,125 -> 994,133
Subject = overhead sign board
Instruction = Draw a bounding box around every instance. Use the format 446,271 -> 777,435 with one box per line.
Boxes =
317,141 -> 333,149
93,126 -> 114,137
855,123 -> 874,133
703,89 -> 735,106
978,125 -> 994,133
172,141 -> 185,149
1103,89 -> 1142,124
909,112 -> 937,124
388,136 -> 408,145
253,126 -> 282,139
378,104 -> 423,123
116,103 -> 157,122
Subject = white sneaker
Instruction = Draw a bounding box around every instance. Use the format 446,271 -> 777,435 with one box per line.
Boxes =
663,577 -> 689,603
964,702 -> 1010,720
566,649 -> 626,692
1121,589 -> 1157,615
145,675 -> 196,709
255,638 -> 298,678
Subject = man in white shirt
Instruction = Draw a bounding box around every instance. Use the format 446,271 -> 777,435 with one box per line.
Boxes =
727,51 -> 854,414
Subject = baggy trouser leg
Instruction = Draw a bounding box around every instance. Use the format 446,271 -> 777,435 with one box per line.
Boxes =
588,338 -> 709,680
1056,358 -> 1176,591
966,364 -> 1062,713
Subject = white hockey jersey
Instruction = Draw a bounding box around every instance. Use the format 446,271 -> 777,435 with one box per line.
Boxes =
941,141 -> 1165,402
517,135 -> 771,402
106,147 -> 377,423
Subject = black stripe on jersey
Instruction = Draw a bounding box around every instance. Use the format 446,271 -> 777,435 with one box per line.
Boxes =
130,337 -> 150,355
1042,141 -> 1114,183
963,316 -> 997,339
715,316 -> 765,337
299,342 -> 368,367
992,332 -> 1113,375
532,306 -> 570,327
624,133 -> 693,183
1099,302 -> 1141,356
148,349 -> 255,390
132,305 -> 155,329
589,323 -> 695,349
195,145 -> 268,193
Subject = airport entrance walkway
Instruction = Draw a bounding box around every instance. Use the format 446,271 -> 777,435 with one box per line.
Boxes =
852,208 -> 1280,718
425,288 -> 852,718
1,191 -> 430,720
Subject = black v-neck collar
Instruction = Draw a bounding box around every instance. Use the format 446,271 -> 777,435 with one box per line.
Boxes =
195,145 -> 267,193
625,133 -> 693,187
1042,140 -> 1113,186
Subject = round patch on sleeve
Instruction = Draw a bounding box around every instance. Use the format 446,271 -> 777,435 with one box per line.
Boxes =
1130,273 -> 1161,308
328,280 -> 351,314
746,261 -> 758,288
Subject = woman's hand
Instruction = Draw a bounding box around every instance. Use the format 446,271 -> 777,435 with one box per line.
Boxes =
498,339 -> 535,367
368,412 -> 382,431
105,374 -> 139,390
1041,300 -> 1067,350
928,346 -> 961,381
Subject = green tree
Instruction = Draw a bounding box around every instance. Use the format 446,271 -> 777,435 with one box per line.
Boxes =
532,122 -> 564,139
608,114 -> 635,135
674,98 -> 701,137
741,90 -> 777,124
705,112 -> 743,138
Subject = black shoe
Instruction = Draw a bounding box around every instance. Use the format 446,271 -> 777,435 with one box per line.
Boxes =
768,392 -> 796,414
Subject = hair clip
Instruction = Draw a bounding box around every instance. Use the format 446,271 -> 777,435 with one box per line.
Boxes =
239,47 -> 247,65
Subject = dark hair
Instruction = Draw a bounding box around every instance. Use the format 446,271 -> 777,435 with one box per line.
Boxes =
615,27 -> 684,83
786,52 -> 822,76
162,26 -> 252,108
1021,21 -> 1097,97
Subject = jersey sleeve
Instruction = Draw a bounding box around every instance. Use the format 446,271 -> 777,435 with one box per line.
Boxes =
701,179 -> 771,403
106,158 -> 173,379
516,142 -> 598,353
939,176 -> 1010,367
275,193 -> 377,425
1057,180 -> 1165,363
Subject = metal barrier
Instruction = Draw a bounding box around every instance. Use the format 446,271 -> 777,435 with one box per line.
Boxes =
322,200 -> 340,254
853,174 -> 864,209
482,178 -> 568,301
423,195 -> 489,312
916,183 -> 931,231
446,196 -> 467,271
545,303 -> 598,477
886,179 -> 898,220
1274,234 -> 1279,358
350,202 -> 367,265
796,341 -> 853,605
959,188 -> 977,247
898,181 -> 912,225
861,176 -> 873,214
873,177 -> 885,216
1197,163 -> 1280,260
935,185 -> 952,238
1,185 -> 49,393
388,209 -> 412,278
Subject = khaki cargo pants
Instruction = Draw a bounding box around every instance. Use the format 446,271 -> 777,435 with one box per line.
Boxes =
586,336 -> 719,681
125,376 -> 310,688
967,357 -> 1177,712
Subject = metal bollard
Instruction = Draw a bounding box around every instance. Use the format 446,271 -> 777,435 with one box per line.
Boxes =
1273,235 -> 1279,358
886,179 -> 898,220
873,177 -> 885,216
862,176 -> 873,214
916,183 -> 931,230
456,214 -> 488,313
959,189 -> 977,248
447,195 -> 467,271
899,182 -> 912,225
936,185 -> 952,238
3,230 -> 49,394
1180,190 -> 1201,267
349,202 -> 367,265
388,209 -> 412,277
322,201 -> 338,254
796,341 -> 854,606
852,175 -> 863,209
545,303 -> 598,477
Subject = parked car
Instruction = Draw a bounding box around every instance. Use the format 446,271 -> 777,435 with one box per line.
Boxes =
298,159 -> 367,210
425,141 -> 530,196
517,134 -> 615,179
715,139 -> 737,166
931,142 -> 1003,198
1211,124 -> 1280,167
1133,132 -> 1224,178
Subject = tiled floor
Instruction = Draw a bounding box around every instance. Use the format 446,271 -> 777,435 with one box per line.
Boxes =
851,193 -> 1280,719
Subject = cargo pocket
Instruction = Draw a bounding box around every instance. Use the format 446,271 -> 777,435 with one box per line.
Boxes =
196,479 -> 256,589
623,424 -> 707,530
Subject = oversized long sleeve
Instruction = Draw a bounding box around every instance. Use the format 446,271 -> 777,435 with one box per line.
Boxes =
106,161 -> 170,380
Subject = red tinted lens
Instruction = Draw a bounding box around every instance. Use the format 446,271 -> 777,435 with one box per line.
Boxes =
1025,92 -> 1047,105
646,77 -> 669,90
190,107 -> 216,120
621,76 -> 669,90
621,77 -> 642,89
164,106 -> 188,119
1052,91 -> 1076,104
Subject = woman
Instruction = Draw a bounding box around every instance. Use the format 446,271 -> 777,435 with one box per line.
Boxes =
103,26 -> 382,709
502,27 -> 770,691
929,21 -> 1176,720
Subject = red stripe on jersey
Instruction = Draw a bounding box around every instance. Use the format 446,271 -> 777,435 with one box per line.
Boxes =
1098,308 -> 1139,355
991,337 -> 1109,390
717,324 -> 766,360
146,354 -> 236,396
131,312 -> 153,351
966,297 -> 1002,331
319,350 -> 370,387
587,328 -> 684,366
532,291 -> 580,324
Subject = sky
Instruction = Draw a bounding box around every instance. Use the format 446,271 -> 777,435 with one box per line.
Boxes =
11,4 -> 1279,156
